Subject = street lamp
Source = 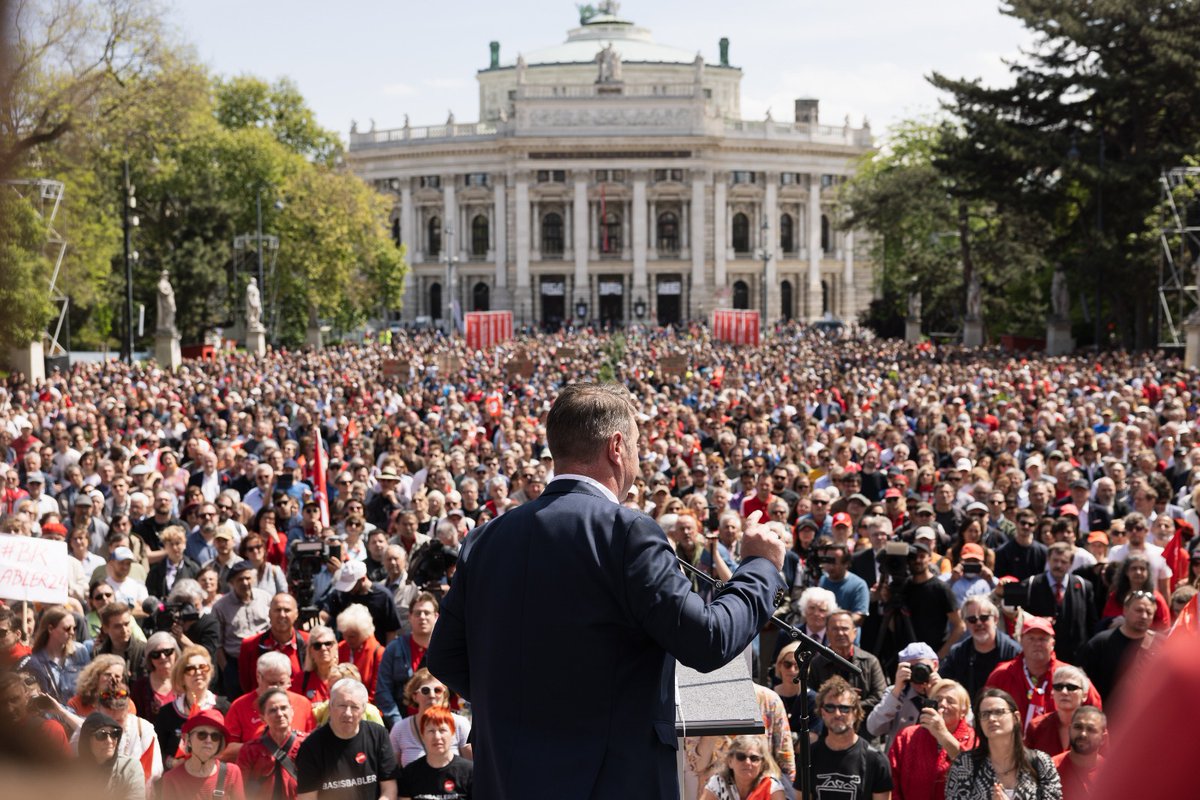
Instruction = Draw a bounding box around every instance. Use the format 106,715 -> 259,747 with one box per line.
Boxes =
575,300 -> 589,321
633,297 -> 646,319
443,223 -> 458,336
255,188 -> 285,301
759,217 -> 772,334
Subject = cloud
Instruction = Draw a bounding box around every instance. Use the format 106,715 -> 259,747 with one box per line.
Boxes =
423,77 -> 471,90
381,83 -> 417,97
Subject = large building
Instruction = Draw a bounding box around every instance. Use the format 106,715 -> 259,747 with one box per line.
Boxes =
347,3 -> 874,329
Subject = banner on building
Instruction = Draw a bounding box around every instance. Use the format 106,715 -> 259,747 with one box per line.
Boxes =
0,534 -> 69,604
712,309 -> 761,346
465,311 -> 514,350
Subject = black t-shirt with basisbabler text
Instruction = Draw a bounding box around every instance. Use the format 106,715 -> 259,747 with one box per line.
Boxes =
295,721 -> 396,799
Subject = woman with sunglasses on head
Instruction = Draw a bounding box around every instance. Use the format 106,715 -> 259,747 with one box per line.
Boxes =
155,644 -> 225,769
946,688 -> 1061,800
160,708 -> 246,800
698,734 -> 785,800
130,631 -> 179,722
389,668 -> 472,768
77,710 -> 146,800
293,624 -> 339,704
86,653 -> 164,789
1023,665 -> 1093,758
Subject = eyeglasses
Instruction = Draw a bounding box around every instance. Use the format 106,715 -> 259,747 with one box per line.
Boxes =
190,730 -> 222,742
812,499 -> 828,505
732,752 -> 764,763
183,663 -> 211,675
964,614 -> 994,625
1052,683 -> 1082,693
149,649 -> 174,660
418,685 -> 445,697
91,729 -> 121,742
311,640 -> 336,650
822,703 -> 854,715
777,659 -> 799,671
245,544 -> 265,552
99,689 -> 129,701
979,708 -> 1013,719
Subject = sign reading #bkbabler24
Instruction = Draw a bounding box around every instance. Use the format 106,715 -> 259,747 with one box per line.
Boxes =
0,534 -> 69,604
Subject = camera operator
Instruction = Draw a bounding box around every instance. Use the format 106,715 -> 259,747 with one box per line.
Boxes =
320,560 -> 403,644
288,525 -> 345,613
406,519 -> 461,599
888,530 -> 963,660
161,578 -> 220,665
865,641 -> 941,752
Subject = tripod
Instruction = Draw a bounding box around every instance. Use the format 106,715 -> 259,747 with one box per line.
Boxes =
677,557 -> 861,799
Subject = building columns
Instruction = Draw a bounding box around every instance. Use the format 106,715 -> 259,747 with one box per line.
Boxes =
714,175 -> 727,289
632,173 -> 648,297
573,172 -> 589,299
514,173 -> 531,323
807,175 -> 822,321
841,229 -> 855,319
764,177 -> 779,327
493,180 -> 508,294
691,174 -> 706,318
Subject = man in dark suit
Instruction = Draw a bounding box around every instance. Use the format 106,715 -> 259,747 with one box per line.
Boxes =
427,383 -> 785,800
1023,542 -> 1096,665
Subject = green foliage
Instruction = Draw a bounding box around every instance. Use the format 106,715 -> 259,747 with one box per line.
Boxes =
214,76 -> 343,166
0,190 -> 54,347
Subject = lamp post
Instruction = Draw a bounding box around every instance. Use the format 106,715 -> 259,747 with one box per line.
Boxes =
633,297 -> 646,320
575,299 -> 589,321
443,223 -> 458,336
760,217 -> 772,334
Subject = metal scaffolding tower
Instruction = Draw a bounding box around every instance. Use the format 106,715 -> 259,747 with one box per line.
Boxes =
4,178 -> 70,357
1157,167 -> 1200,346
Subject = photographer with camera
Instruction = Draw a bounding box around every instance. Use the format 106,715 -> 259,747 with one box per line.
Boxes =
406,519 -> 461,599
866,641 -> 942,752
160,579 -> 221,665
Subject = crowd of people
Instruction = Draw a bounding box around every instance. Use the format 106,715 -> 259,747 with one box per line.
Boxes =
0,320 -> 1198,798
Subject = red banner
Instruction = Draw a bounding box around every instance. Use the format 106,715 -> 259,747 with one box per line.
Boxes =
465,311 -> 514,350
712,309 -> 761,346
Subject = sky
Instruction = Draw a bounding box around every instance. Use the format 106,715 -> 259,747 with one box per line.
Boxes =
167,0 -> 1035,143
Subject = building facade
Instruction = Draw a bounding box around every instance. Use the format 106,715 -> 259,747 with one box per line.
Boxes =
347,4 -> 874,329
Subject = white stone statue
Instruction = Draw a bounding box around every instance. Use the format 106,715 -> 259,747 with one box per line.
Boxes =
156,270 -> 176,334
966,276 -> 982,319
245,280 -> 263,331
907,290 -> 922,321
516,54 -> 527,85
596,43 -> 621,83
1051,268 -> 1070,319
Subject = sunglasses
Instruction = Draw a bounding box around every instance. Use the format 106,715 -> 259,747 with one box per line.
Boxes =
311,640 -> 336,650
811,499 -> 828,505
418,686 -> 445,697
964,614 -> 994,625
91,729 -> 121,742
732,752 -> 763,763
822,703 -> 854,715
183,664 -> 211,675
149,649 -> 174,660
190,730 -> 223,742
1052,683 -> 1082,693
99,689 -> 129,701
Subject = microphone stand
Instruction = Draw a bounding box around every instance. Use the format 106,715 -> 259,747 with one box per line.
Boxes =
677,555 -> 861,800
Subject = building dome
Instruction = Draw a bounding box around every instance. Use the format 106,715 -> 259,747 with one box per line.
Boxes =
509,9 -> 701,67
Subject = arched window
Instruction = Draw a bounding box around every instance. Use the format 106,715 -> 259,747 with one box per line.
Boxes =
542,213 -> 564,256
820,214 -> 830,254
602,211 -> 622,255
428,216 -> 442,257
429,282 -> 443,320
472,282 -> 490,311
657,212 -> 679,254
391,218 -> 401,247
732,280 -> 750,309
471,214 -> 489,257
732,212 -> 750,253
780,280 -> 794,321
779,214 -> 794,253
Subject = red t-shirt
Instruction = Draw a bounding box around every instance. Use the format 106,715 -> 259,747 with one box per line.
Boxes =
337,637 -> 385,700
1054,752 -> 1103,800
236,730 -> 307,800
159,761 -> 247,800
1025,711 -> 1067,757
290,672 -> 330,705
740,491 -> 772,520
224,690 -> 314,746
237,630 -> 308,699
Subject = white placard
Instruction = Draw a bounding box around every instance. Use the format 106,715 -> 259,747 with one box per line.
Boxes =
0,534 -> 70,604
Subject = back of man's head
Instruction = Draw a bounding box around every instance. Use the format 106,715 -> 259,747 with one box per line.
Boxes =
546,383 -> 635,466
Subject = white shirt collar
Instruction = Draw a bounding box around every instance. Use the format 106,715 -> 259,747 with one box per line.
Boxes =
548,473 -> 619,505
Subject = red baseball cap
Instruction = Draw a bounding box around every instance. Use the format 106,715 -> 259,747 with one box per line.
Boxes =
960,542 -> 985,560
832,512 -> 852,527
1021,616 -> 1056,638
884,488 -> 902,499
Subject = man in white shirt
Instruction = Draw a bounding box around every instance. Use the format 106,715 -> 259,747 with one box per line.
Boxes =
105,546 -> 150,611
1108,512 -> 1171,596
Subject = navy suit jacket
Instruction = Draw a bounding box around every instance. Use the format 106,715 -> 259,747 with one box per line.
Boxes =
427,479 -> 783,800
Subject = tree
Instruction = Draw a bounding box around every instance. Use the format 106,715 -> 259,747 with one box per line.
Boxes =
213,76 -> 342,166
930,0 -> 1200,348
0,189 -> 54,346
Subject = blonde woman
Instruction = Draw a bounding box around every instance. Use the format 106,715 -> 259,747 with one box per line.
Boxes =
698,734 -> 786,800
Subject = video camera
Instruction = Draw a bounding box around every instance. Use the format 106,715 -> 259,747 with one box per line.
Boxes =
151,600 -> 201,633
288,538 -> 343,616
878,540 -> 915,607
408,540 -> 460,591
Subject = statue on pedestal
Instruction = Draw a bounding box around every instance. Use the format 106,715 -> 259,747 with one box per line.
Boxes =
595,43 -> 621,83
907,291 -> 922,322
245,280 -> 263,331
966,276 -> 982,320
156,270 -> 176,334
1051,267 -> 1070,319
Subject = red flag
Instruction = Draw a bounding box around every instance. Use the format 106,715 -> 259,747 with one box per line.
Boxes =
1169,593 -> 1198,637
1162,525 -> 1192,593
313,428 -> 329,527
